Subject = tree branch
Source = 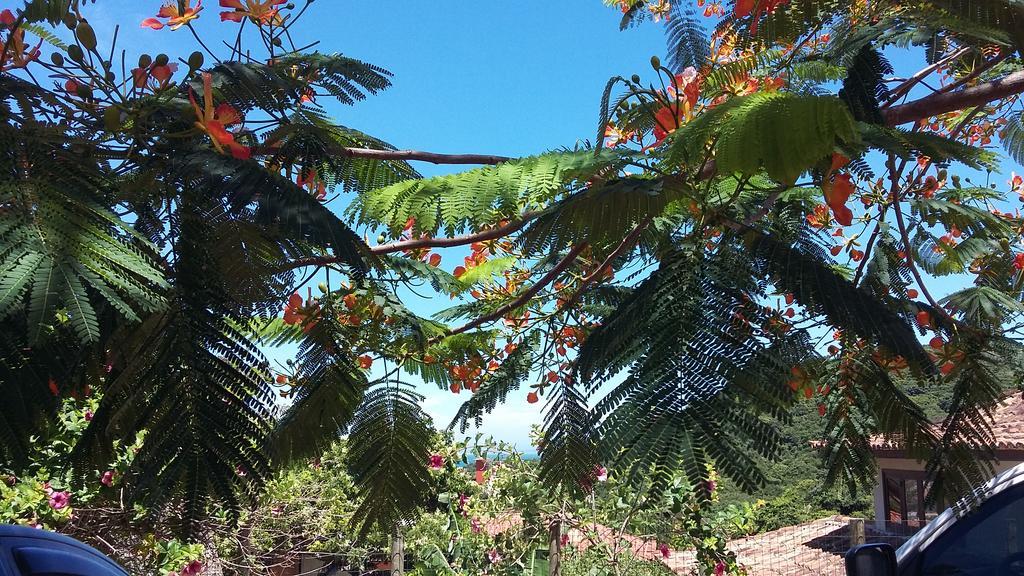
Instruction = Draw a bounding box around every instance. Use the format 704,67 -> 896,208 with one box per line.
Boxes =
883,70 -> 1024,126
340,147 -> 510,166
284,212 -> 544,270
446,243 -> 589,337
560,219 -> 652,311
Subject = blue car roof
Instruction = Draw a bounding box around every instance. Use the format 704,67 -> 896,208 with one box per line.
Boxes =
0,525 -> 128,576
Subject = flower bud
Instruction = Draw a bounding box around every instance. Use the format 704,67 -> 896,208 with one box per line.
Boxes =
138,54 -> 152,69
67,44 -> 84,63
631,74 -> 641,84
50,53 -> 64,66
76,22 -> 97,52
650,55 -> 661,70
188,51 -> 204,71
154,53 -> 170,67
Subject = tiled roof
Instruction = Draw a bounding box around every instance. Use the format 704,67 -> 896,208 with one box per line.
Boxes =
869,392 -> 1024,452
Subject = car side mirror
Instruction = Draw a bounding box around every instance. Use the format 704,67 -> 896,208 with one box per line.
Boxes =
845,543 -> 898,576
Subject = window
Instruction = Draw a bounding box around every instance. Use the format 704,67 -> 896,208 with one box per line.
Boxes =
883,470 -> 940,528
914,483 -> 1024,575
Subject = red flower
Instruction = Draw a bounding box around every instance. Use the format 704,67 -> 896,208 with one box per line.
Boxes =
658,543 -> 671,559
189,72 -> 249,159
181,561 -> 203,576
805,204 -> 831,229
526,391 -> 539,404
296,168 -> 327,200
132,62 -> 178,91
428,454 -> 444,469
48,378 -> 59,397
0,28 -> 41,72
142,0 -> 203,30
428,253 -> 442,267
283,292 -> 304,324
825,173 -> 855,226
0,10 -> 15,27
48,490 -> 70,510
907,289 -> 919,299
1014,253 -> 1024,271
358,355 -> 373,370
100,471 -> 115,487
916,311 -> 931,327
220,0 -> 286,24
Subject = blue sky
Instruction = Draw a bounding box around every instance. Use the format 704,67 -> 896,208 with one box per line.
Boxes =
73,1 -> 1021,450
75,0 -> 668,449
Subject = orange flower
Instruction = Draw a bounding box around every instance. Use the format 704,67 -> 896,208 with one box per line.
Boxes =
283,292 -> 304,325
0,28 -> 41,72
132,62 -> 178,91
604,123 -> 634,148
190,72 -> 250,159
824,172 -> 855,226
142,0 -> 204,30
220,0 -> 286,24
358,355 -> 373,370
296,168 -> 327,200
805,204 -> 831,229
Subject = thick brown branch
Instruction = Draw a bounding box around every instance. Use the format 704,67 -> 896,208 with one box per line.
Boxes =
341,147 -> 510,166
884,47 -> 972,107
883,70 -> 1024,126
285,212 -> 544,270
288,69 -> 1024,272
560,219 -> 652,311
446,243 -> 589,337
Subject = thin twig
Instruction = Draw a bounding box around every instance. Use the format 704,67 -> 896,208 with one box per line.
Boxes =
446,243 -> 589,337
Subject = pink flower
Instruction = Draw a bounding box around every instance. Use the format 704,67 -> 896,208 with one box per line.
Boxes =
84,410 -> 93,422
428,454 -> 444,470
48,491 -> 70,510
457,493 -> 469,515
658,543 -> 670,559
594,466 -> 608,482
181,560 -> 202,576
471,517 -> 482,534
487,549 -> 503,564
100,471 -> 114,487
715,561 -> 727,576
705,479 -> 717,494
42,481 -> 53,495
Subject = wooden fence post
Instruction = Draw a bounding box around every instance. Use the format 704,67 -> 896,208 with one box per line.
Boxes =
391,530 -> 405,576
849,518 -> 866,547
549,520 -> 562,576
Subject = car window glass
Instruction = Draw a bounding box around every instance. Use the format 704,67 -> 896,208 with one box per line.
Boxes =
919,483 -> 1024,576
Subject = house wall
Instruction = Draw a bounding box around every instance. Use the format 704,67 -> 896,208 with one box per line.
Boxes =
872,456 -> 1024,531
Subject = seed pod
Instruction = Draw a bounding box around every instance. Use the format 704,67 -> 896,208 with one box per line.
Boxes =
138,54 -> 152,68
187,51 -> 204,71
50,52 -> 64,66
318,283 -> 329,294
154,53 -> 169,67
76,22 -> 97,52
67,44 -> 84,63
103,106 -> 121,132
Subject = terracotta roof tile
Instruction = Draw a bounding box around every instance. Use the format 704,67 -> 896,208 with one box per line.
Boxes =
869,392 -> 1024,452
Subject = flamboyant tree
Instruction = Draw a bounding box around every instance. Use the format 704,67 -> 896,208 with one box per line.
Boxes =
2,0 -> 1024,537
